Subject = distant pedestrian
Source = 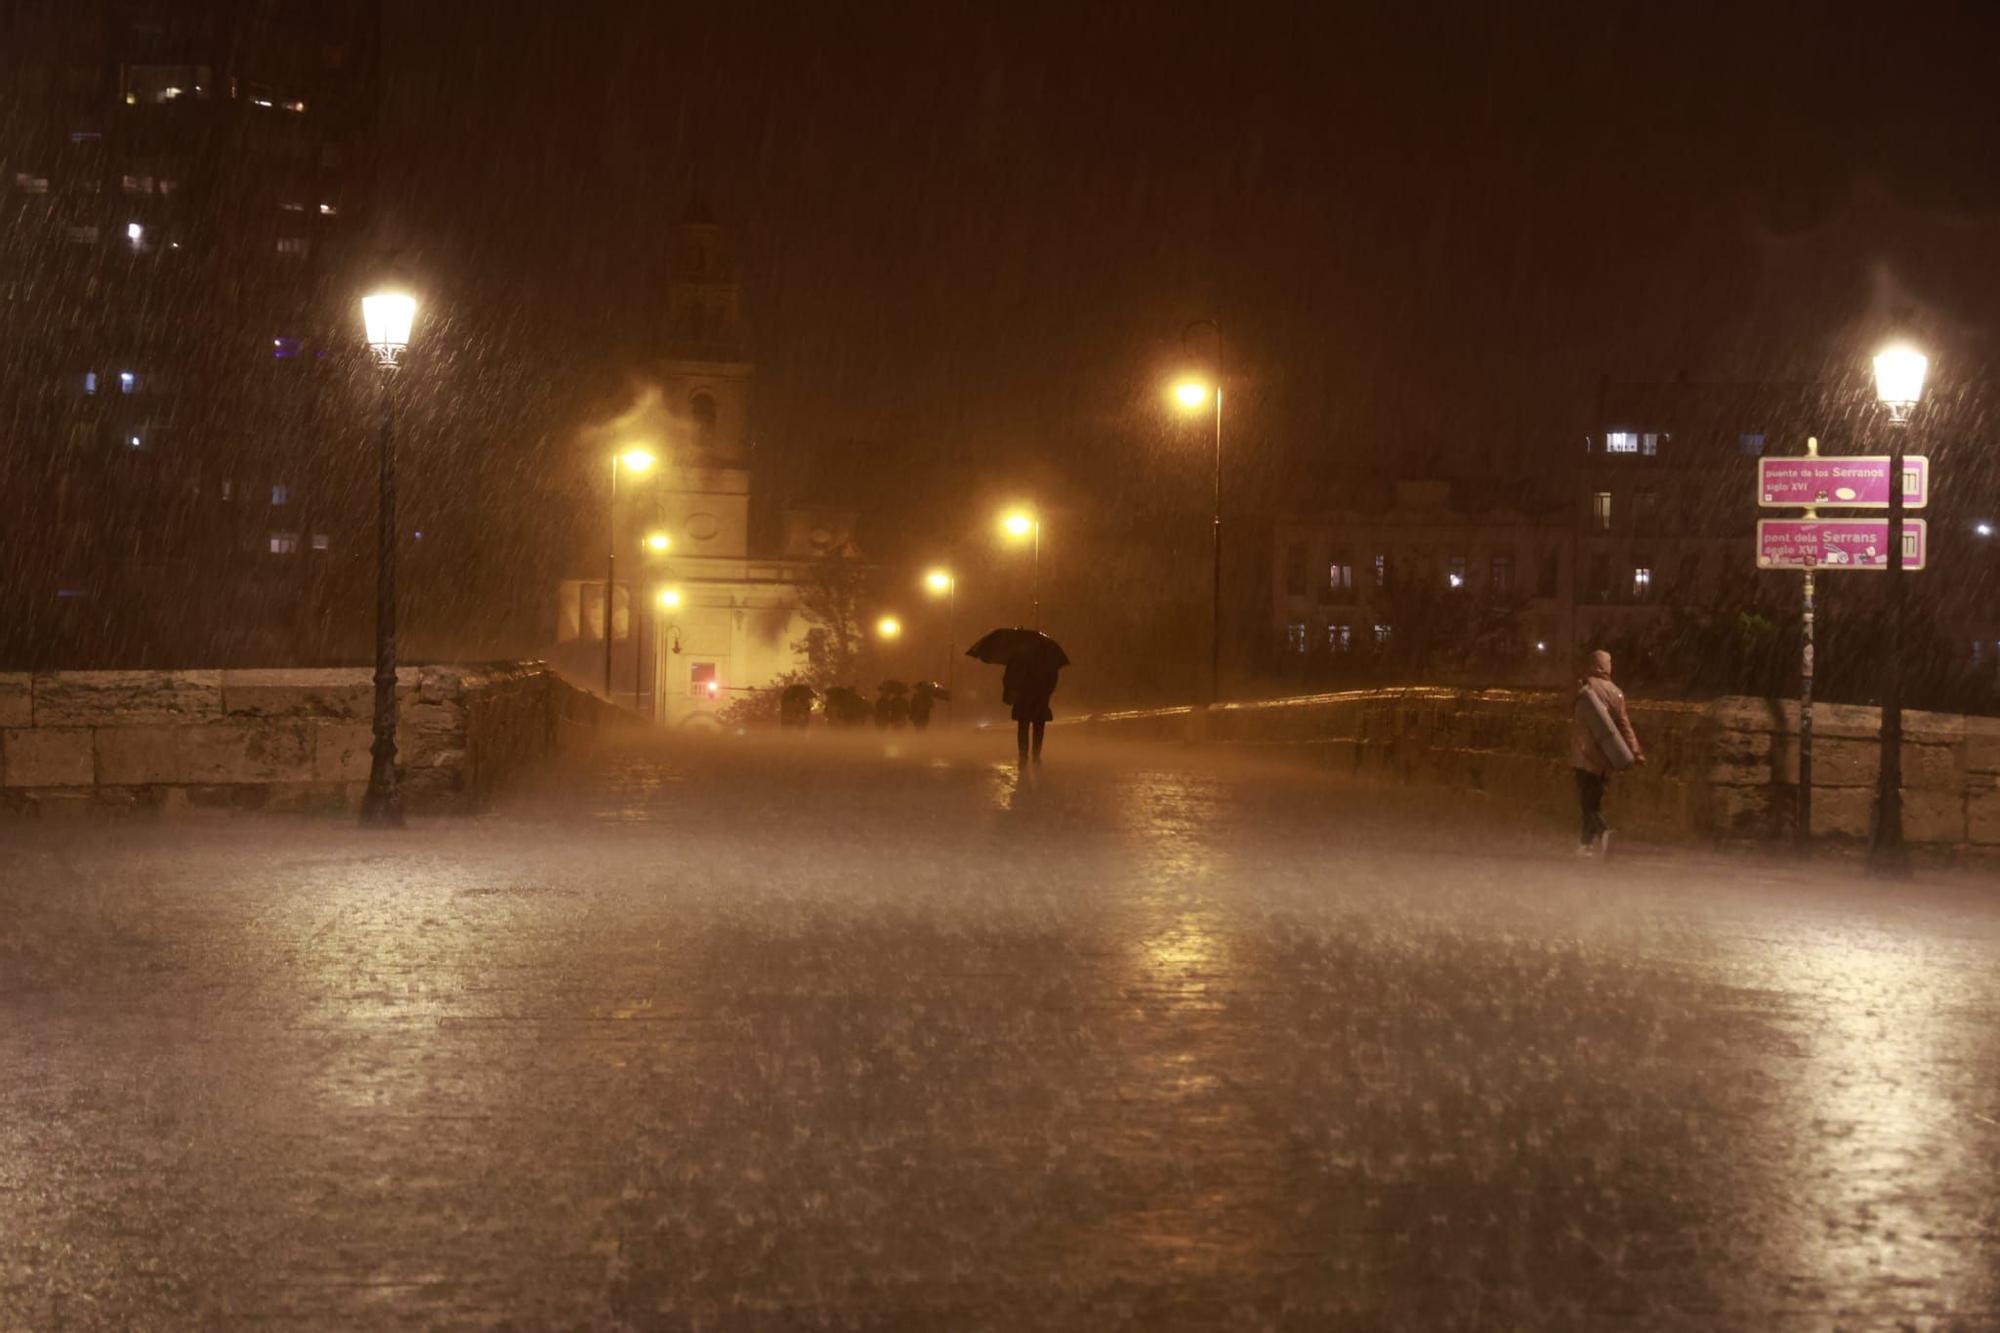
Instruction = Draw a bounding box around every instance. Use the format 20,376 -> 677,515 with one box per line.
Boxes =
908,681 -> 943,731
779,684 -> 816,730
965,627 -> 1070,769
1571,648 -> 1644,855
874,680 -> 910,729
1003,656 -> 1059,766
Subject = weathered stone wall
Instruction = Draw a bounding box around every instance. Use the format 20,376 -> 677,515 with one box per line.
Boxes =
0,663 -> 625,817
1068,688 -> 2000,850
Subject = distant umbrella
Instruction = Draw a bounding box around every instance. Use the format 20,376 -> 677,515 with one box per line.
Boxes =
966,627 -> 1069,671
878,679 -> 909,695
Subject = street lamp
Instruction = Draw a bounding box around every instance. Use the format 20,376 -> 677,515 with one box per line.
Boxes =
1869,342 -> 1927,875
999,507 -> 1041,628
606,446 -> 657,703
876,615 -> 902,640
1172,317 -> 1224,705
644,530 -> 671,553
924,568 -> 956,726
358,290 -> 416,828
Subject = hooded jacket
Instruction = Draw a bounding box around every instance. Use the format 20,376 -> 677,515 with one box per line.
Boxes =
1571,650 -> 1643,775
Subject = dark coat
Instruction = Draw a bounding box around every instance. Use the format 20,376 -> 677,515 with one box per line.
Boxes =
1002,660 -> 1058,724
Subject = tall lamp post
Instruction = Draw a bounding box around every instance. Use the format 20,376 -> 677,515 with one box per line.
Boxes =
1868,343 -> 1928,876
925,567 -> 956,726
1171,319 -> 1224,705
358,290 -> 416,829
605,447 -> 657,703
638,530 -> 670,719
1000,508 -> 1041,628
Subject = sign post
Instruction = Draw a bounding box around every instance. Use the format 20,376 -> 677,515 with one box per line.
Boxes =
1798,440 -> 1818,848
1761,442 -> 1933,851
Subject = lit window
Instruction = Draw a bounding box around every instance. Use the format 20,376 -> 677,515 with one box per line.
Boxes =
1327,562 -> 1353,592
269,533 -> 298,554
83,372 -> 98,394
1373,623 -> 1393,647
126,434 -> 142,449
1641,433 -> 1660,456
1285,623 -> 1308,653
311,533 -> 330,551
1374,553 -> 1388,586
318,202 -> 338,216
15,172 -> 49,193
119,370 -> 136,393
279,201 -> 308,212
121,175 -> 153,194
127,222 -> 144,247
1739,433 -> 1766,457
689,662 -> 719,698
275,237 -> 309,256
283,99 -> 307,113
1605,431 -> 1639,454
1447,555 -> 1467,588
1329,624 -> 1353,654
157,178 -> 177,195
221,480 -> 234,501
271,484 -> 289,506
1632,565 -> 1653,598
273,337 -> 301,359
1592,492 -> 1612,531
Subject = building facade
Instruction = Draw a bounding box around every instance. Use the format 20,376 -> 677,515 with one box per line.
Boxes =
0,0 -> 382,669
1272,480 -> 1574,686
546,209 -> 855,725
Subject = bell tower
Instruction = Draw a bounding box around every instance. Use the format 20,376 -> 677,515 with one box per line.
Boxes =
661,200 -> 752,467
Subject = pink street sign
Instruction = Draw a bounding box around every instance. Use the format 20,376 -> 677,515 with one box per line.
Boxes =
1756,518 -> 1928,571
1757,455 -> 1928,508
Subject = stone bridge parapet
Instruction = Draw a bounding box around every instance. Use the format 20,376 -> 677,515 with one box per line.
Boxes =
1067,688 -> 2000,850
0,663 -> 626,817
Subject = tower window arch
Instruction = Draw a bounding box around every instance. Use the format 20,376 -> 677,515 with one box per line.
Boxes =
690,391 -> 717,432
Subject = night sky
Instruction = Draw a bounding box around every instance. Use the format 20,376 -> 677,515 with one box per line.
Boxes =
372,1 -> 2000,680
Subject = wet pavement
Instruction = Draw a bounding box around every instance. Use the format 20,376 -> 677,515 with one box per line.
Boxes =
4,730 -> 1999,1330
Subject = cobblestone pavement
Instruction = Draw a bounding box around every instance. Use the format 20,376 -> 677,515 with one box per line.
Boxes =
4,731 -> 1999,1330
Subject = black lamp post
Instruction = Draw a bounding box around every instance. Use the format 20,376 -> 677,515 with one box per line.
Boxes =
1867,342 -> 1928,875
1173,320 -> 1224,705
358,291 -> 416,828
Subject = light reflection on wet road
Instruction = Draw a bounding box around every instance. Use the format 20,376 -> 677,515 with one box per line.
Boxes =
3,731 -> 1998,1328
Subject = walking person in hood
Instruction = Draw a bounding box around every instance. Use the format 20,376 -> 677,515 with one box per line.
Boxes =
1572,649 -> 1644,855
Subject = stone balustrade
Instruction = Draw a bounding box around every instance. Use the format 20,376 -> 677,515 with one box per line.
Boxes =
1068,688 -> 2000,850
0,663 -> 625,817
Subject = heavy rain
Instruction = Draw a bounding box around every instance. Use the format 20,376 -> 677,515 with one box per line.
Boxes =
4,2 -> 2000,1328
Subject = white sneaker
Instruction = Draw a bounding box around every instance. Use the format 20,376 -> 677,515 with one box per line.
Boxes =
1595,830 -> 1614,858
1575,844 -> 1596,857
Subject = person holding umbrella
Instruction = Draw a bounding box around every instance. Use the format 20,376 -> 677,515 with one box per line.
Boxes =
966,628 -> 1070,766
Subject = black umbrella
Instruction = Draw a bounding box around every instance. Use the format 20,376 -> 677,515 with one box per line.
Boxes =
965,627 -> 1070,671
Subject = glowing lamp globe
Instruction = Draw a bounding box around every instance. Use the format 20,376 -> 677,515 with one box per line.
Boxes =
360,292 -> 417,368
1873,344 -> 1928,423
